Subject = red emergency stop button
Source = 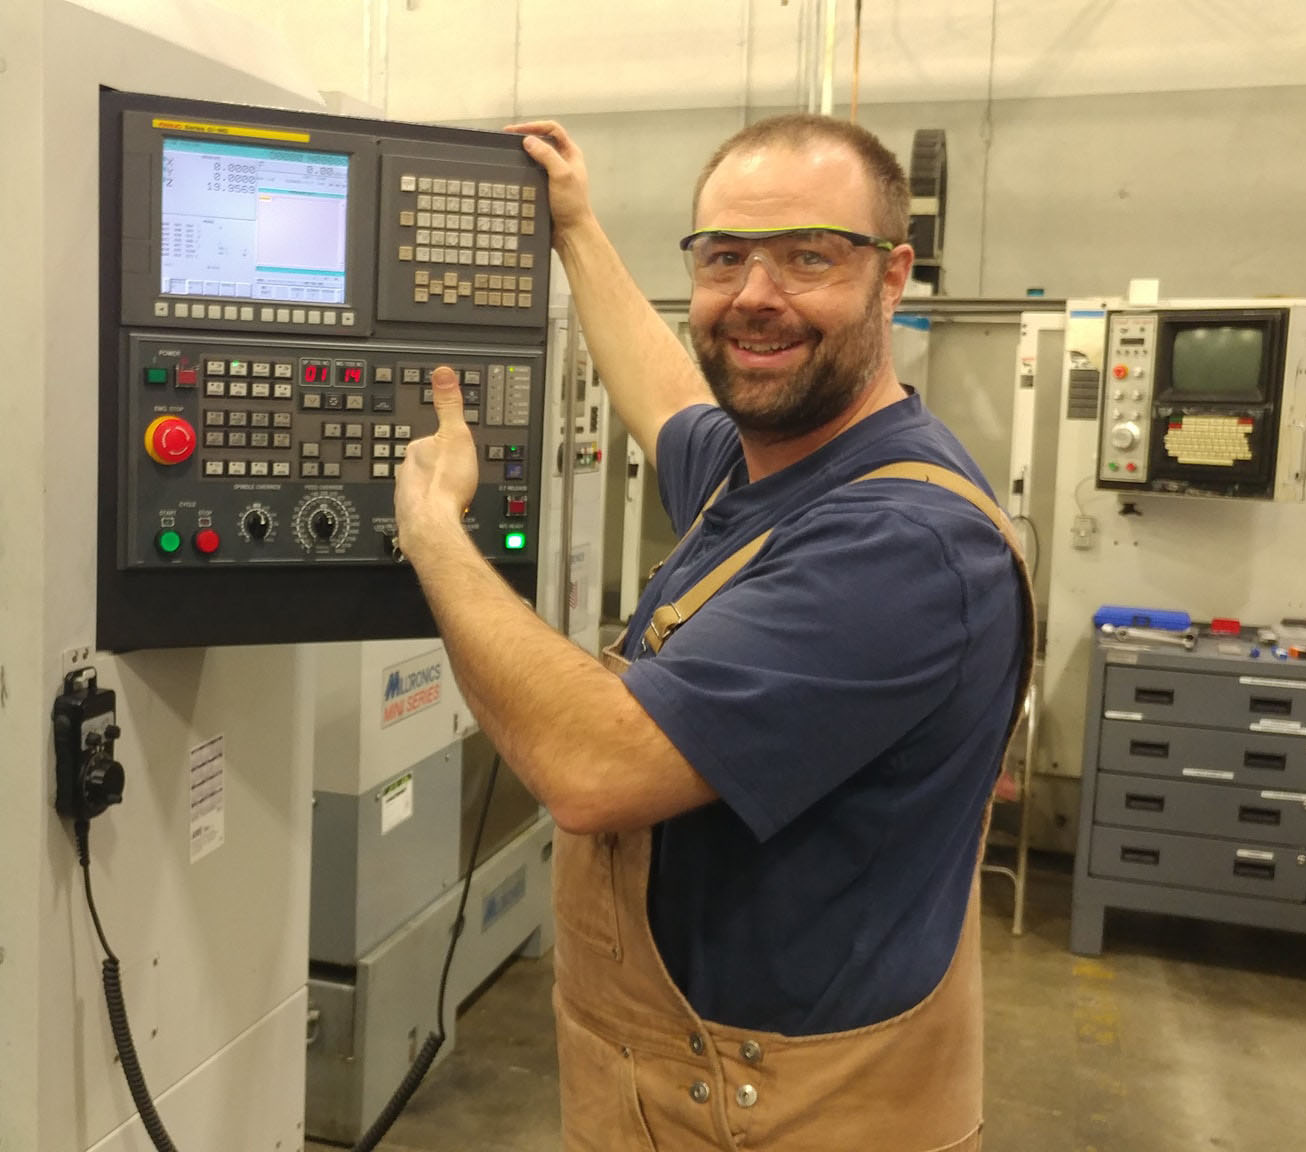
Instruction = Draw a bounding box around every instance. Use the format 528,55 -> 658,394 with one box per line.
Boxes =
193,528 -> 221,555
1112,364 -> 1129,380
145,415 -> 197,464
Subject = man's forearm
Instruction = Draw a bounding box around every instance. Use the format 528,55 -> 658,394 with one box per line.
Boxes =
402,513 -> 714,833
555,215 -> 713,467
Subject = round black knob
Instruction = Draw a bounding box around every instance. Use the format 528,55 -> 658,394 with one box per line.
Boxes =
244,509 -> 272,540
310,508 -> 337,541
84,758 -> 126,815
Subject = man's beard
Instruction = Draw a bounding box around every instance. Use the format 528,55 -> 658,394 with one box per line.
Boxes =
691,280 -> 885,444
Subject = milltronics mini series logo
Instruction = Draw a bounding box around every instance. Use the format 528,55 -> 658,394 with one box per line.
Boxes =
381,652 -> 443,727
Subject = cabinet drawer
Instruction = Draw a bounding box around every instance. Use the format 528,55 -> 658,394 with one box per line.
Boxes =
1095,772 -> 1306,846
1098,720 -> 1306,790
1089,826 -> 1306,903
1104,666 -> 1306,731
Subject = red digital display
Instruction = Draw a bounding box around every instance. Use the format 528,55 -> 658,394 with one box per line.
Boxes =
342,366 -> 363,384
302,360 -> 331,384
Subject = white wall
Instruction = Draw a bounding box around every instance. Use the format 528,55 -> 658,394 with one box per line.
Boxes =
0,9 -> 49,1149
200,0 -> 1306,117
174,0 -> 1306,304
2,3 -> 326,1149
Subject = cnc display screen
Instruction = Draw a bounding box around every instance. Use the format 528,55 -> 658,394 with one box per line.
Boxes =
1170,326 -> 1265,399
160,139 -> 350,304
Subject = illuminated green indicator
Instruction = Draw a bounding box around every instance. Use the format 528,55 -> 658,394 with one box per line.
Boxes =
1107,461 -> 1119,471
145,367 -> 170,385
156,529 -> 183,555
504,531 -> 527,551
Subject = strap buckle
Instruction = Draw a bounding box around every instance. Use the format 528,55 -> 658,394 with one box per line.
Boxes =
643,603 -> 685,654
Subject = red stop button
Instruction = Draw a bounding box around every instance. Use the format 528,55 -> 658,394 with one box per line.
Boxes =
1112,364 -> 1129,380
145,415 -> 197,464
193,528 -> 221,555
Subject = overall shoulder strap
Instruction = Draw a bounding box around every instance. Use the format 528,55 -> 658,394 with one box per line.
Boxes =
642,462 -> 1034,682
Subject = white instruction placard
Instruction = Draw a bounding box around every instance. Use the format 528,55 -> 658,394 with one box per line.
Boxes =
189,735 -> 225,863
380,773 -> 414,835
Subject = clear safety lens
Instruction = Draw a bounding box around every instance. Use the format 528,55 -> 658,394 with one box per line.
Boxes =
682,229 -> 883,296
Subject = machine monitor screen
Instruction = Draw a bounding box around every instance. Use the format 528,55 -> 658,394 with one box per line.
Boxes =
160,138 -> 350,304
1168,325 -> 1266,400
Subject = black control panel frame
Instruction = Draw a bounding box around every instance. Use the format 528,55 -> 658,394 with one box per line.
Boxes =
98,88 -> 551,650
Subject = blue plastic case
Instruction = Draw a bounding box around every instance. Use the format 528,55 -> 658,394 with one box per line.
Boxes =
1093,605 -> 1192,631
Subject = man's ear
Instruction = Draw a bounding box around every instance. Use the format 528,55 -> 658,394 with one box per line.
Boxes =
880,244 -> 916,315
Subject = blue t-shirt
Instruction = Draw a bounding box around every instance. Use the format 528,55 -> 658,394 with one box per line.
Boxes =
621,396 -> 1025,1035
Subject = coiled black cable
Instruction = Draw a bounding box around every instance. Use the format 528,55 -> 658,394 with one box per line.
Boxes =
75,752 -> 503,1152
75,818 -> 179,1152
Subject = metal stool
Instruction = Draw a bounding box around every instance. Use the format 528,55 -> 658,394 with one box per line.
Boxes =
982,681 -> 1039,936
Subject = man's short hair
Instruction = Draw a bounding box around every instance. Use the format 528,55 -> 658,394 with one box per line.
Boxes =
693,114 -> 909,244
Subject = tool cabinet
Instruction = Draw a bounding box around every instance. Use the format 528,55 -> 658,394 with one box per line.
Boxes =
1070,634 -> 1306,954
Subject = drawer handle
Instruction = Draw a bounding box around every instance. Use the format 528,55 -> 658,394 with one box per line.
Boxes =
1233,860 -> 1276,881
1238,805 -> 1282,826
1134,687 -> 1174,705
1125,793 -> 1165,812
1120,846 -> 1160,865
1129,740 -> 1170,759
1244,750 -> 1287,772
1250,695 -> 1292,716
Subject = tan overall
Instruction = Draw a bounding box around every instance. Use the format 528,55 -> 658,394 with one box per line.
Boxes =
553,463 -> 1037,1151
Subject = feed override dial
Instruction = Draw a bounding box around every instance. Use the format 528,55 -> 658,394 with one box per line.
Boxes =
292,494 -> 359,554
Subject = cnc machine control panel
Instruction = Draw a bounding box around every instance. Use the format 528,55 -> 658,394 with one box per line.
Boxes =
100,91 -> 553,649
125,336 -> 538,568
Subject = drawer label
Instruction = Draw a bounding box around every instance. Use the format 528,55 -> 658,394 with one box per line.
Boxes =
1240,676 -> 1306,691
1182,767 -> 1235,780
1235,848 -> 1276,862
1105,710 -> 1144,722
1250,719 -> 1303,735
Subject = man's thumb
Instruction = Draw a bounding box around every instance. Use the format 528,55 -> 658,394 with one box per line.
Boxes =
430,366 -> 464,428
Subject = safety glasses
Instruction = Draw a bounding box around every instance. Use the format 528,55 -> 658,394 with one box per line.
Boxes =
679,226 -> 894,295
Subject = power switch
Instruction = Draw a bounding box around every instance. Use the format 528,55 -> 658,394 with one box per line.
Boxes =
505,496 -> 527,517
144,366 -> 171,386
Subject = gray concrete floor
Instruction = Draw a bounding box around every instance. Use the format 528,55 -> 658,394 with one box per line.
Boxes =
308,857 -> 1306,1152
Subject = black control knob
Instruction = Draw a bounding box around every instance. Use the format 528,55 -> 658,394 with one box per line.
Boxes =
244,509 -> 272,540
310,508 -> 338,541
83,757 -> 126,815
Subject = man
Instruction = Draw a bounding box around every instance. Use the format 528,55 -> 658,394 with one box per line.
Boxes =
394,115 -> 1030,1150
